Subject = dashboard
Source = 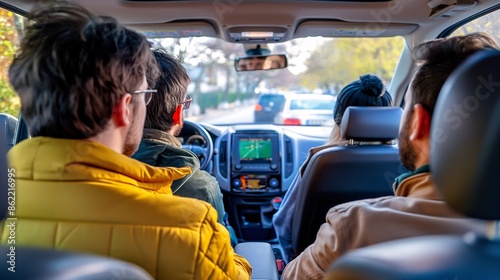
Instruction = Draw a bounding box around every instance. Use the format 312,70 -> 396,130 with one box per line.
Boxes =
180,122 -> 331,242
208,124 -> 330,193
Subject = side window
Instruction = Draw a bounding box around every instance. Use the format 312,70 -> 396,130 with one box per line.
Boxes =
451,9 -> 500,44
0,7 -> 25,117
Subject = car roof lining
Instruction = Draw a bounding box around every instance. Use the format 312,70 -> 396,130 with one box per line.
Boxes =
2,0 -> 499,43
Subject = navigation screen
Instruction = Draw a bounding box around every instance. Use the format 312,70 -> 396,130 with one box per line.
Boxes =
238,138 -> 273,161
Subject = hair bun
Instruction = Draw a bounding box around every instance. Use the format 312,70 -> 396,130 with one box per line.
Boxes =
359,74 -> 385,97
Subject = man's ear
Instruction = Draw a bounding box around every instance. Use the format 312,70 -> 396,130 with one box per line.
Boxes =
172,104 -> 183,125
409,104 -> 431,141
112,94 -> 133,127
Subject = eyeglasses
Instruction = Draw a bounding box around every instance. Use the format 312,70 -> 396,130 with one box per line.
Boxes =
181,95 -> 192,110
133,89 -> 157,105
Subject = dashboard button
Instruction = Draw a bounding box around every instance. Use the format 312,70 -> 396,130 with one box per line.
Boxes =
232,178 -> 242,188
269,178 -> 279,188
271,197 -> 282,210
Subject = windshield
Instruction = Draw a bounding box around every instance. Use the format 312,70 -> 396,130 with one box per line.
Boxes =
0,12 -> 404,127
151,36 -> 404,126
0,8 -> 405,127
3,6 -> 500,128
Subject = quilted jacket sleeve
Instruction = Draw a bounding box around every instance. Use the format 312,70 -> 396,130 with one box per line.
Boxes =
195,206 -> 252,279
281,206 -> 351,280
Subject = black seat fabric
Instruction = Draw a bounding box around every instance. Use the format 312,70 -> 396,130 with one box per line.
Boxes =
0,246 -> 153,280
291,107 -> 406,256
326,49 -> 500,280
341,106 -> 403,142
431,50 -> 500,220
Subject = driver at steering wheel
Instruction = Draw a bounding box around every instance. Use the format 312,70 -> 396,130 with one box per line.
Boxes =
132,48 -> 227,224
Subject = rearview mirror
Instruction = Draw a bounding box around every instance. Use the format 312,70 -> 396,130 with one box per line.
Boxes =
234,54 -> 288,72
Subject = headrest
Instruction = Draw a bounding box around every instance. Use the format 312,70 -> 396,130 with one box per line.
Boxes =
340,107 -> 402,141
431,49 -> 500,220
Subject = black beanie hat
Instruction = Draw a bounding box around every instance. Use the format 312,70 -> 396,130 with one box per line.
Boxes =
333,74 -> 393,125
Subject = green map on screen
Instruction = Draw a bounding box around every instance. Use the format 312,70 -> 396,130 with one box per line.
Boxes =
239,138 -> 272,160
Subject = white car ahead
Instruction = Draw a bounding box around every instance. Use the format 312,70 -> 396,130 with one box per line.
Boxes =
274,94 -> 336,126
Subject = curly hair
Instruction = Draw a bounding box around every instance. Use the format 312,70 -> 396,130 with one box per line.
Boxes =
9,3 -> 159,138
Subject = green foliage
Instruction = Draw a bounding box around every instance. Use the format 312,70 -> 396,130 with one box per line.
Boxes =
0,9 -> 17,80
0,79 -> 20,117
301,37 -> 404,91
451,11 -> 500,43
0,8 -> 20,116
302,7 -> 500,92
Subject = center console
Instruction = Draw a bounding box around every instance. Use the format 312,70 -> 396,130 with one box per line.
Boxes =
215,127 -> 294,242
231,132 -> 281,193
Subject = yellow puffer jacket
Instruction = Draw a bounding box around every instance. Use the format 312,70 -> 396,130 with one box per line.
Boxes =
1,137 -> 251,279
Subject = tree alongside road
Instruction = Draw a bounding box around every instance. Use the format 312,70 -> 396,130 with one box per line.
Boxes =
300,37 -> 404,92
0,9 -> 20,116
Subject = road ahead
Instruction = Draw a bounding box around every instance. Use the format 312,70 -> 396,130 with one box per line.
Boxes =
187,105 -> 255,124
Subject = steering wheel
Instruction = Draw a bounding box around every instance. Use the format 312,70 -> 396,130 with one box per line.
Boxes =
181,120 -> 214,171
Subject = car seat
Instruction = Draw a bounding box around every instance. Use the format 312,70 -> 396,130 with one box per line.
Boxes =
325,49 -> 500,280
291,107 -> 407,257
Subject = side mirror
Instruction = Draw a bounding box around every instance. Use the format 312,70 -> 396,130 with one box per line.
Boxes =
234,54 -> 288,72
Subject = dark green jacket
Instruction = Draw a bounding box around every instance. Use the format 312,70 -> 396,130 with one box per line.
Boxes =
132,129 -> 225,223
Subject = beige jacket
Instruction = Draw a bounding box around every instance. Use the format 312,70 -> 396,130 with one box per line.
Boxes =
281,168 -> 487,280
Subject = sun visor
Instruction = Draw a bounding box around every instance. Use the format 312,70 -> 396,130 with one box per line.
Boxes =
295,20 -> 418,38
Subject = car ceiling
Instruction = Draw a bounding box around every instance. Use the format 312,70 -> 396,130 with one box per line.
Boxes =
2,0 -> 499,45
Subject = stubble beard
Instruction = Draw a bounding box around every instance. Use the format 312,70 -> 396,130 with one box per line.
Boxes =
398,116 -> 417,172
